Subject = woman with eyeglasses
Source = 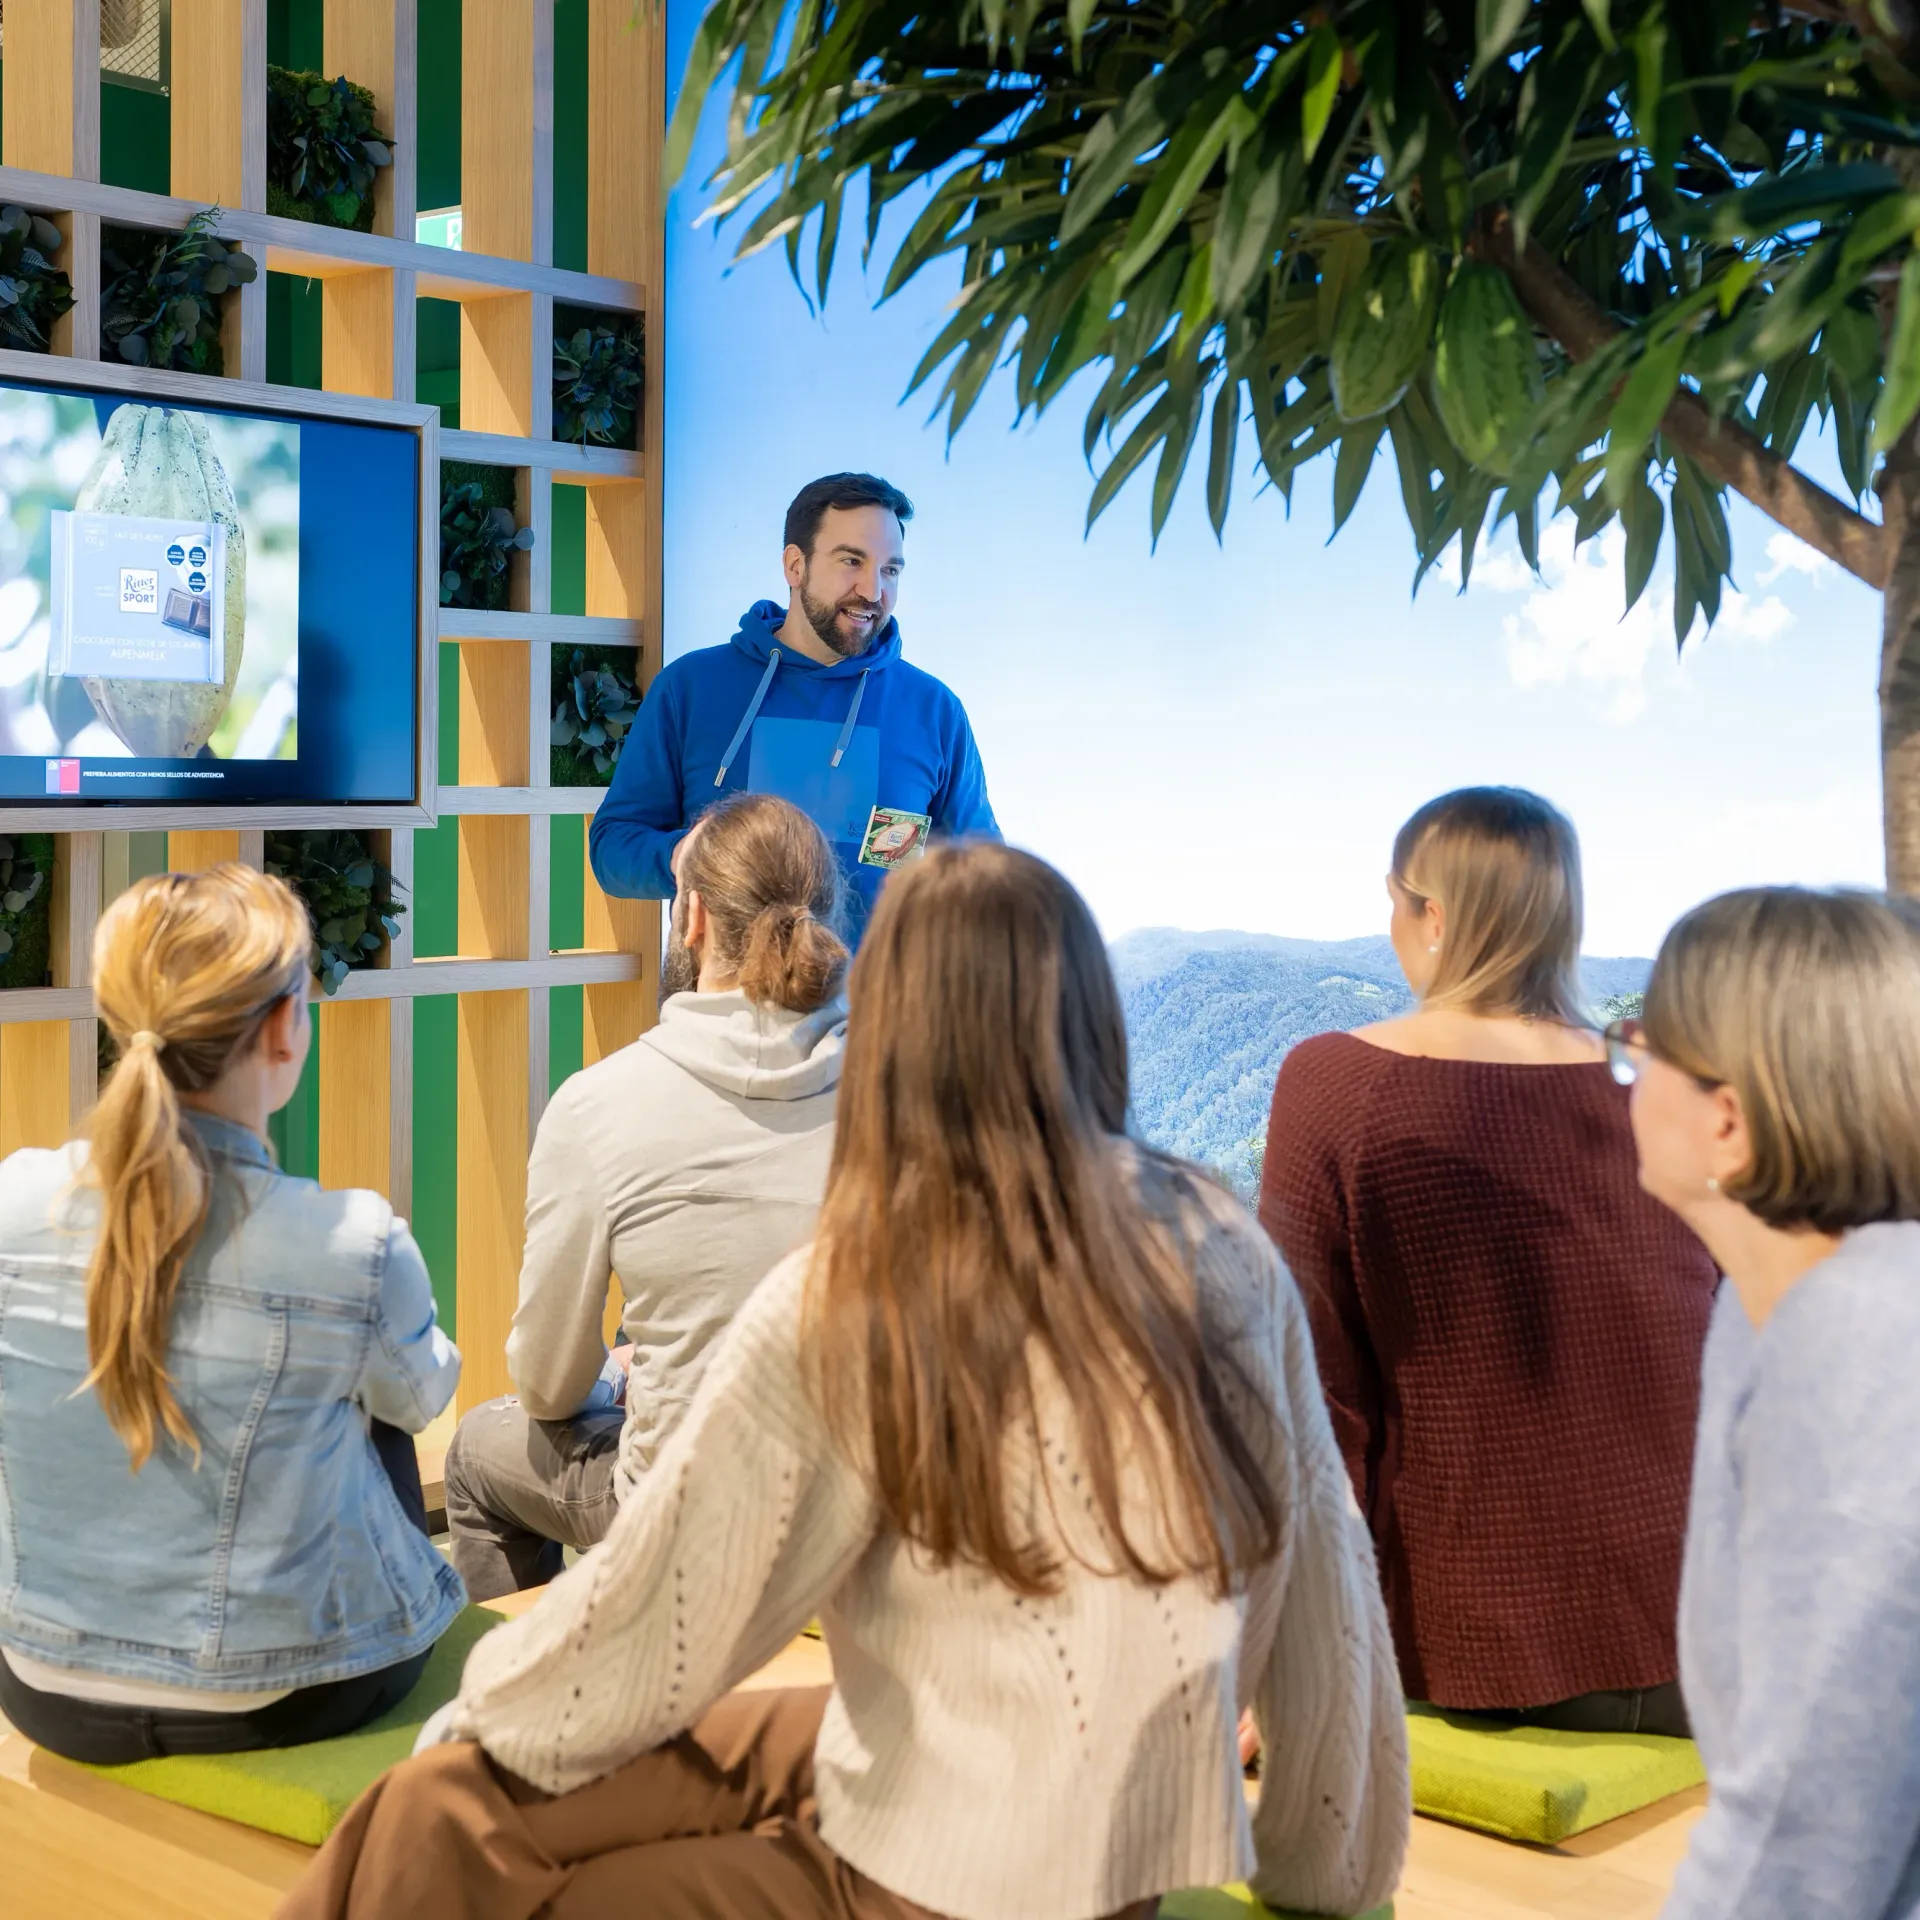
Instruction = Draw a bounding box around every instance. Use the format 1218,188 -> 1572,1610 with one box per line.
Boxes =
1615,887 -> 1920,1920
1259,787 -> 1717,1735
0,865 -> 463,1764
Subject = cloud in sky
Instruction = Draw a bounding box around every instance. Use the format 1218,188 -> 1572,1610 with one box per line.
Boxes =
1758,527 -> 1836,586
1437,519 -> 1795,724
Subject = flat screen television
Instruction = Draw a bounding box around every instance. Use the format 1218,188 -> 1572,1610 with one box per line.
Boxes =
0,354 -> 435,824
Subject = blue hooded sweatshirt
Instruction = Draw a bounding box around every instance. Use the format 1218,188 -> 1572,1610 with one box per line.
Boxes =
589,601 -> 998,942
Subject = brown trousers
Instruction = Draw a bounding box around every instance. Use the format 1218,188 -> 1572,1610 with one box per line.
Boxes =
276,1684 -> 1159,1920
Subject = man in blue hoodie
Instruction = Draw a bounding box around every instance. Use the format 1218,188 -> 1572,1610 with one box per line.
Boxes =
589,472 -> 998,949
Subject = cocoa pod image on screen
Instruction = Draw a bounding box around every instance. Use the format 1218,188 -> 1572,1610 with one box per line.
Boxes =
71,403 -> 245,758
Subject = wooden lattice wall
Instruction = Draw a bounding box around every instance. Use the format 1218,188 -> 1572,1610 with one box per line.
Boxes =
0,0 -> 665,1409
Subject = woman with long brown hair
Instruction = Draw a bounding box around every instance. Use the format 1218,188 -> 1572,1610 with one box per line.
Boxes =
1260,787 -> 1718,1733
284,843 -> 1408,1920
0,866 -> 463,1765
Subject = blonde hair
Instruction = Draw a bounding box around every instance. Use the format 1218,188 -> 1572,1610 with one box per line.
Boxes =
1643,887 -> 1920,1233
1392,786 -> 1587,1024
81,865 -> 311,1468
680,793 -> 848,1012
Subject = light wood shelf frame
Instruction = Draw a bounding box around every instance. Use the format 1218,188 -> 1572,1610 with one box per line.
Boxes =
0,1 -> 666,1410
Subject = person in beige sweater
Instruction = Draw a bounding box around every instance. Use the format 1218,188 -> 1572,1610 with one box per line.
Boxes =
443,792 -> 849,1599
283,844 -> 1411,1920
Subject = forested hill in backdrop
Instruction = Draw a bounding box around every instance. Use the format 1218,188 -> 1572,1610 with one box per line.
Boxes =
1114,930 -> 1653,1199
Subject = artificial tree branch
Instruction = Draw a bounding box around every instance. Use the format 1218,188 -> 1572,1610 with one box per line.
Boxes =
1478,213 -> 1894,588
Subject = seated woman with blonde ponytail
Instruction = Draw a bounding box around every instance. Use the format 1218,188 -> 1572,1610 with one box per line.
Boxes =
0,865 -> 464,1766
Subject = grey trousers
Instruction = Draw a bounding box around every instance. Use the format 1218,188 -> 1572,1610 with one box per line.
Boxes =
443,1396 -> 624,1602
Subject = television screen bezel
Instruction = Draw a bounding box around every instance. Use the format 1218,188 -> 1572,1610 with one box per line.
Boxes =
0,347 -> 439,830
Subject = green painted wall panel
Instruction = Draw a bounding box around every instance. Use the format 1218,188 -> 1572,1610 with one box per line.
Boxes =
267,1030 -> 320,1179
552,485 -> 587,616
411,995 -> 458,1332
554,0 -> 589,274
267,0 -> 324,70
417,0 -> 463,214
100,88 -> 169,195
266,274 -> 324,389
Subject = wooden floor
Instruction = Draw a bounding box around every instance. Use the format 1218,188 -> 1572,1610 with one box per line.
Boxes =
0,1582 -> 1703,1920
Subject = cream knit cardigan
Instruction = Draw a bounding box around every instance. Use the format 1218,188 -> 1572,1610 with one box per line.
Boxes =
444,1186 -> 1410,1920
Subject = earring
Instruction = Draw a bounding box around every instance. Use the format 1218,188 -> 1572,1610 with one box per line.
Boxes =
1428,943 -> 1440,954
1706,1176 -> 1720,1192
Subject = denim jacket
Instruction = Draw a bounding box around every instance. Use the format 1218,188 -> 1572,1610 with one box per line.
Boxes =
0,1113 -> 465,1691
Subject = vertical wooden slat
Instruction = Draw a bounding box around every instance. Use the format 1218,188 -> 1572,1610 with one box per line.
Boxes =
390,267 -> 419,404
322,270 -> 398,399
584,485 -> 651,661
2,0 -> 102,179
455,987 -> 527,1408
580,477 -> 657,1059
167,831 -> 243,872
461,0 -> 536,262
458,644 -> 530,788
459,295 -> 533,437
583,882 -> 656,1064
531,4 -> 556,271
172,0 -> 259,206
0,1024 -> 72,1155
325,0 -> 413,239
54,211 -> 103,362
319,999 -> 391,1195
236,831 -> 265,870
587,0 -> 660,284
588,0 -> 665,680
224,269 -> 269,385
386,826 -> 415,1219
54,832 -> 103,1124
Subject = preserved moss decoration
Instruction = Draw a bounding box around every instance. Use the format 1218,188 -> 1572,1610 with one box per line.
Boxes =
265,67 -> 395,234
0,834 -> 54,990
101,210 -> 259,374
265,830 -> 407,997
553,305 -> 644,450
0,207 -> 75,353
440,460 -> 533,612
551,645 -> 641,786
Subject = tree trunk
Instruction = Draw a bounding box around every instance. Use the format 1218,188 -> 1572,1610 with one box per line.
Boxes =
1880,146 -> 1920,897
1881,446 -> 1920,896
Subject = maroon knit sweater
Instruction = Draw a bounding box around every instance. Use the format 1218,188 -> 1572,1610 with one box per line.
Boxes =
1258,1031 -> 1719,1712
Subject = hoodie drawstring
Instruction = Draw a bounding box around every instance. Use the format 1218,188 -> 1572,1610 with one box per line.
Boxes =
715,647 -> 781,786
830,670 -> 870,768
716,649 -> 874,787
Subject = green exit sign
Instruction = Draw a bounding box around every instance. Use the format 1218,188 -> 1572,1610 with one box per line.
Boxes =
416,207 -> 463,252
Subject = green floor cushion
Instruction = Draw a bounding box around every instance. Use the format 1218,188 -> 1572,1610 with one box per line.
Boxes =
1408,1703 -> 1705,1845
1159,1888 -> 1389,1920
74,1604 -> 506,1846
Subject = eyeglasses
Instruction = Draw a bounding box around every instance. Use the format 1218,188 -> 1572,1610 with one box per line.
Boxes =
1603,1017 -> 1723,1092
1603,1018 -> 1648,1086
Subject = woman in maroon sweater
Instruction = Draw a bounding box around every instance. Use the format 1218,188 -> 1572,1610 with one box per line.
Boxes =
1259,787 -> 1717,1733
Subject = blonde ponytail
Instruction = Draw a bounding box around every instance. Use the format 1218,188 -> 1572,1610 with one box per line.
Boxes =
81,865 -> 311,1468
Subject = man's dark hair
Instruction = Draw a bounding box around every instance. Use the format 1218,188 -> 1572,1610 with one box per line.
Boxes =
784,473 -> 914,558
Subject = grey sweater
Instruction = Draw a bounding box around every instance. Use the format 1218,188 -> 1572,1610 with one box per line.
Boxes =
1667,1221 -> 1920,1920
505,988 -> 843,1497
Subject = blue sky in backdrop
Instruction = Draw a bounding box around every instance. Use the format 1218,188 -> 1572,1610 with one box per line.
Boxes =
660,10 -> 1885,959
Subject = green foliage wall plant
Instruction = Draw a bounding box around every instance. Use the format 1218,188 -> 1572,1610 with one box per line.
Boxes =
0,209 -> 75,353
101,210 -> 259,373
439,460 -> 534,610
0,835 -> 54,990
550,645 -> 641,785
265,830 -> 407,996
265,67 -> 395,233
552,306 -> 645,449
